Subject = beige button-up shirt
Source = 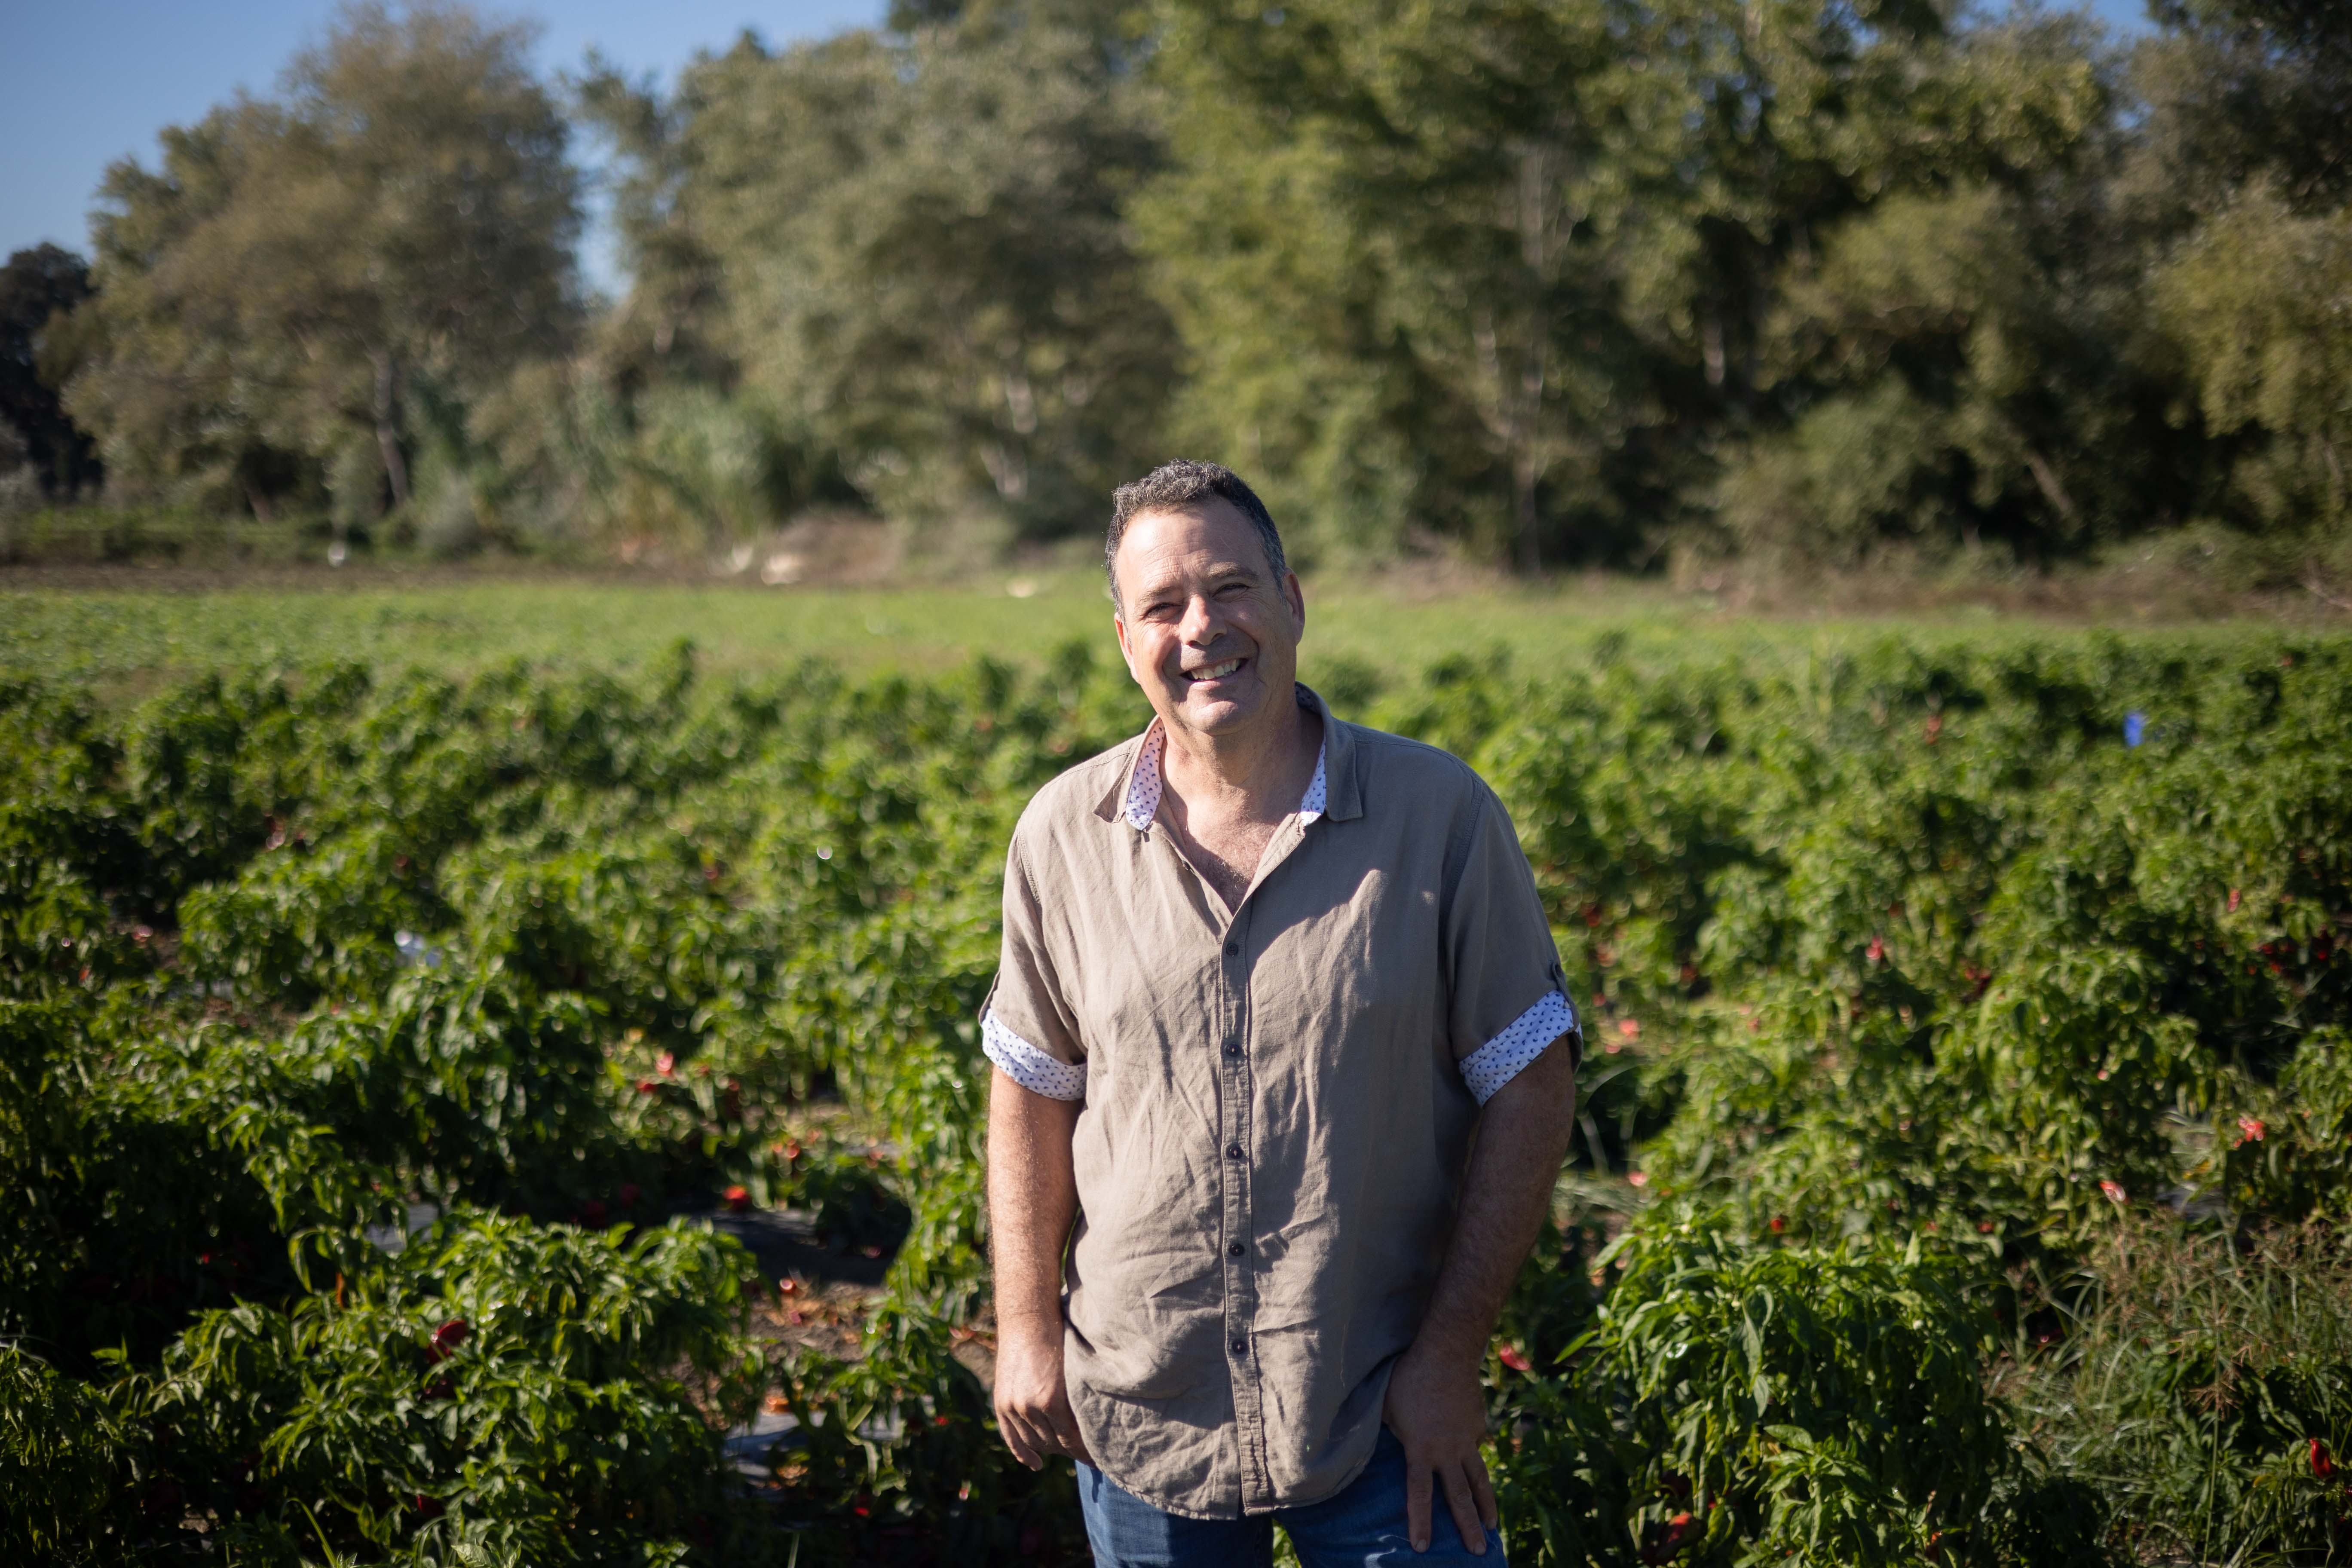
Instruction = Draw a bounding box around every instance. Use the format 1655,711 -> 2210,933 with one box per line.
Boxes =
982,686 -> 1579,1519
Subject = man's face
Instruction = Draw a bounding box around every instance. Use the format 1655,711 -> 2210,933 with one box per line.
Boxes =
1112,500 -> 1305,743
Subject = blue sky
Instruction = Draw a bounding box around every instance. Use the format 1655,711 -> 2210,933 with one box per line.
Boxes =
2,1 -> 884,293
5,0 -> 2156,295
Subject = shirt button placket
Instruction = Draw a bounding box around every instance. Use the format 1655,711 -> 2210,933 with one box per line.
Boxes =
1219,913 -> 1269,1507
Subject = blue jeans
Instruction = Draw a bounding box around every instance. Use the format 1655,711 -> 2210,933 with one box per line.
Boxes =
1077,1426 -> 1507,1567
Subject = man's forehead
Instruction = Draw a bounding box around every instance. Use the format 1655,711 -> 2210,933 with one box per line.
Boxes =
1116,502 -> 1268,584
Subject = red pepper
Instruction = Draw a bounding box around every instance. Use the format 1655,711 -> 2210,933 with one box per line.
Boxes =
427,1318 -> 468,1363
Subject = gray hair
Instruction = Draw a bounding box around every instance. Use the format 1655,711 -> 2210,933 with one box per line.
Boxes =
1106,459 -> 1287,609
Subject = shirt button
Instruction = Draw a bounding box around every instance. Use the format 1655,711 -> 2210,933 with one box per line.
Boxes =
1230,1337 -> 1247,1355
1226,1142 -> 1244,1160
1224,940 -> 1240,956
1228,1240 -> 1245,1256
1224,1041 -> 1242,1058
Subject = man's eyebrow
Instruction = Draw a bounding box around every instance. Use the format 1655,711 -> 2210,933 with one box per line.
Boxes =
1134,562 -> 1262,602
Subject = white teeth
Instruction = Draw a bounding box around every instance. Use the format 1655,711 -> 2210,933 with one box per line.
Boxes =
1187,658 -> 1242,681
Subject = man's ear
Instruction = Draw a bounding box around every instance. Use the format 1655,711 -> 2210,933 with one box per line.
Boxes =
1284,570 -> 1306,634
1112,612 -> 1136,680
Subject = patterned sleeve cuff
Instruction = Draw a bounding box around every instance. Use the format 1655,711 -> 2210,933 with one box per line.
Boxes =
1460,990 -> 1578,1106
982,1011 -> 1086,1101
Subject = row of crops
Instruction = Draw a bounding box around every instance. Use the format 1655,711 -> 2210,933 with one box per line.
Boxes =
5,631 -> 2350,1565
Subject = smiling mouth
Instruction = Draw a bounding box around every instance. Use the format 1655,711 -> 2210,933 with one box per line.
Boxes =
1184,657 -> 1245,685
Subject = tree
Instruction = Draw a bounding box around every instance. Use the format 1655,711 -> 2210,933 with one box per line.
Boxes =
588,18 -> 1177,539
0,246 -> 102,499
61,112 -> 310,516
1140,0 -> 2113,569
2131,0 -> 2352,219
1710,5 -> 2193,569
1718,179 -> 2188,566
573,55 -> 737,398
2153,189 -> 2352,556
1141,0 -> 1654,567
65,2 -> 580,524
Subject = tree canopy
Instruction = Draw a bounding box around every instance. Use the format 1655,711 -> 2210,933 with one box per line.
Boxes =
64,2 -> 579,531
0,245 -> 102,501
31,0 -> 2352,582
585,20 -> 1176,540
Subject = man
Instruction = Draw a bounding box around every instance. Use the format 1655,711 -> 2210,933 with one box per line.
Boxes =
983,460 -> 1580,1566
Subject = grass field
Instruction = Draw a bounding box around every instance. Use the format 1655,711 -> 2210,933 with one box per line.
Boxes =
2,564 -> 2328,694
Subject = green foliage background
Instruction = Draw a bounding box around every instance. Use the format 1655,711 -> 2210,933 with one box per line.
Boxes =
3,0 -> 2346,585
3,619 -> 2351,1563
6,0 -> 2352,1557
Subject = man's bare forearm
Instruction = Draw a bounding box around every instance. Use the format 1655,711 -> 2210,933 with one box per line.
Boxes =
987,1068 -> 1082,1334
986,1068 -> 1091,1470
1415,1039 -> 1580,1366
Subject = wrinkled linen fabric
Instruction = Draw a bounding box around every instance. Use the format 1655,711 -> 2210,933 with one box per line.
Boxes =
981,685 -> 1580,1519
986,709 -> 1566,1107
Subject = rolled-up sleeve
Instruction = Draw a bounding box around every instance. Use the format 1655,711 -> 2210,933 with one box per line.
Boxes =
980,835 -> 1088,1101
1442,785 -> 1581,1103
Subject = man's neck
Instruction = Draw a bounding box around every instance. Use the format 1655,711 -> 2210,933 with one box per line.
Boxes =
1158,694 -> 1321,825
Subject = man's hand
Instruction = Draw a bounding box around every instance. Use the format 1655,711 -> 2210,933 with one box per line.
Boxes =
994,1318 -> 1095,1470
1382,1337 -> 1497,1554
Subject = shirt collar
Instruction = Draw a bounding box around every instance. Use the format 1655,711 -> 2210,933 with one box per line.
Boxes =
1115,686 -> 1332,833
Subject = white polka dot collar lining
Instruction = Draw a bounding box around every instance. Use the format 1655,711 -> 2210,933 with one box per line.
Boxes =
1123,711 -> 1328,833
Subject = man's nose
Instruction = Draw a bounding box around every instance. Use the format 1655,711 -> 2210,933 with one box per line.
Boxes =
1179,594 -> 1222,646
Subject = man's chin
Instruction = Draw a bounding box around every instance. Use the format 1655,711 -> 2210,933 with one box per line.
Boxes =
1167,680 -> 1268,734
